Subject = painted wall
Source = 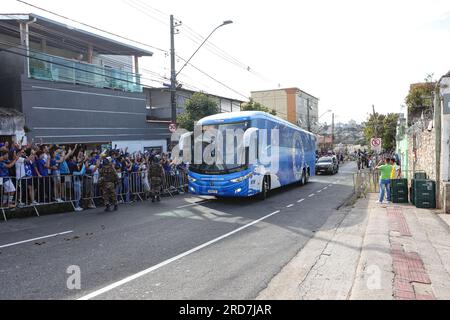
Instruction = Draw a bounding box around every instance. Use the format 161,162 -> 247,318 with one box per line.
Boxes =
251,90 -> 288,121
20,76 -> 170,144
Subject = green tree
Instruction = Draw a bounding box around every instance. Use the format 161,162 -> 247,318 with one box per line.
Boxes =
362,112 -> 398,151
405,74 -> 435,123
241,98 -> 277,115
382,113 -> 399,151
363,112 -> 385,144
177,93 -> 220,131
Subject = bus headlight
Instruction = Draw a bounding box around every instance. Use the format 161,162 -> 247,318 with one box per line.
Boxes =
230,173 -> 252,183
188,176 -> 197,182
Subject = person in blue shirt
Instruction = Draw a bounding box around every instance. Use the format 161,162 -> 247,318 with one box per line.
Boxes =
113,156 -> 123,202
0,150 -> 19,208
24,149 -> 38,205
33,151 -> 50,203
50,149 -> 63,203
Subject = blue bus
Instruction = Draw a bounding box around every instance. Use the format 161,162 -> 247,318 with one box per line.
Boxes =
184,111 -> 316,200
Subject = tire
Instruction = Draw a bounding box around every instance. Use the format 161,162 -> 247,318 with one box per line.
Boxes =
305,169 -> 310,184
258,176 -> 269,200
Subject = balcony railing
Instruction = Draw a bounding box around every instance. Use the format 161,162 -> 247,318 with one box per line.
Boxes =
28,52 -> 142,93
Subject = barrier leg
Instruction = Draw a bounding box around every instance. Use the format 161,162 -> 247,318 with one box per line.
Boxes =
2,208 -> 6,222
33,205 -> 40,217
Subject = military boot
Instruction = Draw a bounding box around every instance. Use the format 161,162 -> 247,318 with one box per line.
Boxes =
156,195 -> 161,202
114,204 -> 118,211
104,205 -> 111,212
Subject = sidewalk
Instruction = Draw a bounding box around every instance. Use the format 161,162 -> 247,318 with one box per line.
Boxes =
257,193 -> 450,300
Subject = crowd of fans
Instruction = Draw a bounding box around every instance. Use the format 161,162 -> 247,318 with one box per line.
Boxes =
0,140 -> 187,210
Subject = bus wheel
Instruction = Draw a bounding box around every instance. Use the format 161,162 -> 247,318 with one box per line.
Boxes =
258,177 -> 269,200
305,170 -> 310,184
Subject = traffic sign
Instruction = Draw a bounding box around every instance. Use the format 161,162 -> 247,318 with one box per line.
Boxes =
371,138 -> 382,152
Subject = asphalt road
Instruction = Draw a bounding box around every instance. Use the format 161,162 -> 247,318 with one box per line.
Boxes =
0,162 -> 357,300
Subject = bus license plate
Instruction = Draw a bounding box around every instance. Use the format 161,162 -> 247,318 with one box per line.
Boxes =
208,190 -> 218,194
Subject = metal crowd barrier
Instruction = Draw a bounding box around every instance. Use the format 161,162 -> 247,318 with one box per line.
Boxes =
1,169 -> 189,222
352,169 -> 426,198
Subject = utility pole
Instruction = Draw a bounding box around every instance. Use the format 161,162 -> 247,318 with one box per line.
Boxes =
331,112 -> 335,147
372,104 -> 377,138
307,98 -> 311,132
170,15 -> 178,124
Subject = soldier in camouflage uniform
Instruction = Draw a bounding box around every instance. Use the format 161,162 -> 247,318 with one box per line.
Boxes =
149,155 -> 164,202
99,157 -> 119,211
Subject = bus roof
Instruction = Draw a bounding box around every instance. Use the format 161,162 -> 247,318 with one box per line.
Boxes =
197,111 -> 315,137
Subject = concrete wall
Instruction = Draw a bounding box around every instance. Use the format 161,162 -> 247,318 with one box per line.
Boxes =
0,49 -> 25,112
112,139 -> 167,154
20,76 -> 170,144
439,77 -> 450,213
296,91 -> 319,127
251,88 -> 319,128
146,88 -> 242,120
251,90 -> 288,121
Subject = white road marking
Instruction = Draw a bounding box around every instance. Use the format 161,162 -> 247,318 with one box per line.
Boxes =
78,210 -> 282,300
297,199 -> 305,203
0,231 -> 73,249
308,194 -> 315,198
317,190 -> 322,193
176,200 -> 211,209
286,204 -> 294,208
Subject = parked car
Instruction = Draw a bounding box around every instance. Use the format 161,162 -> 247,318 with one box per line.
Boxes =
316,156 -> 339,175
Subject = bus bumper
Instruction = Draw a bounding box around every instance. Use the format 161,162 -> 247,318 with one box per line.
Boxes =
188,181 -> 252,197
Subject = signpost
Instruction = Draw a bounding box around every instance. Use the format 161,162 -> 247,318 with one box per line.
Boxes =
371,137 -> 382,153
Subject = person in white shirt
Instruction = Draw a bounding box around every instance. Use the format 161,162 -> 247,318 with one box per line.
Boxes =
15,150 -> 27,207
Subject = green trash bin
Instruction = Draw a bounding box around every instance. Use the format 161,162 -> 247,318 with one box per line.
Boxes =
391,179 -> 408,203
414,180 -> 436,209
414,172 -> 427,180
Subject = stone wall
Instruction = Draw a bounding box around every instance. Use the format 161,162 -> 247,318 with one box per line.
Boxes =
407,126 -> 437,181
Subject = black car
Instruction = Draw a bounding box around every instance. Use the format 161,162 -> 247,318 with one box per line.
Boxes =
316,156 -> 339,175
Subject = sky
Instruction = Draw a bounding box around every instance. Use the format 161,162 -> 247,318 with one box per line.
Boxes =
3,0 -> 450,124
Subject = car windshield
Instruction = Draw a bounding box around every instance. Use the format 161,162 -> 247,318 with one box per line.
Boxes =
189,121 -> 250,175
318,158 -> 332,163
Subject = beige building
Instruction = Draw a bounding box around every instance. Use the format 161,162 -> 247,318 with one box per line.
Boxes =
251,87 -> 319,129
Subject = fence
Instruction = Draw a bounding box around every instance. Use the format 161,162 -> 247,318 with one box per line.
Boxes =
353,168 -> 427,198
0,169 -> 188,222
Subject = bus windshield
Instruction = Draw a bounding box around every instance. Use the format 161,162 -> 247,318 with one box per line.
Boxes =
189,121 -> 250,175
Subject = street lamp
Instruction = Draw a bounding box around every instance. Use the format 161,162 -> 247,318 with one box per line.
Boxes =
319,109 -> 332,120
170,19 -> 233,123
176,20 -> 233,77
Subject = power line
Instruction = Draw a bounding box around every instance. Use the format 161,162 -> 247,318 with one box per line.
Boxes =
15,0 -> 169,54
176,55 -> 248,100
122,0 -> 280,87
0,17 -> 170,83
13,1 -> 250,100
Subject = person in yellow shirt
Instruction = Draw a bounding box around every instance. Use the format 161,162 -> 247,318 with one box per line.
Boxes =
390,158 -> 401,179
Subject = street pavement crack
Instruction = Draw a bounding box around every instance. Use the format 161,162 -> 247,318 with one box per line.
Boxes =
296,208 -> 351,299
